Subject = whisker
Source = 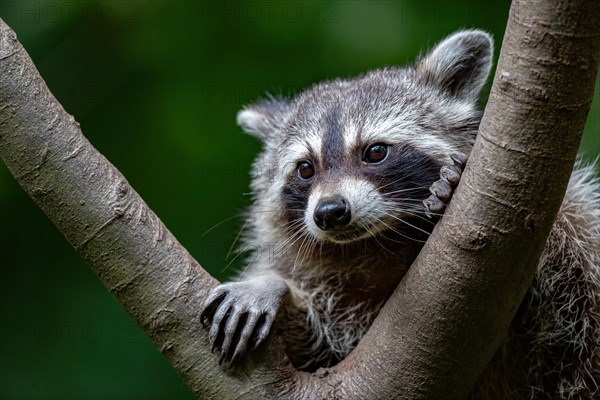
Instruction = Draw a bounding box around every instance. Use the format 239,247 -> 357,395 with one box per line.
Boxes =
221,244 -> 250,274
382,211 -> 432,237
292,235 -> 311,275
226,219 -> 248,259
381,186 -> 431,196
201,214 -> 245,238
382,201 -> 442,222
276,228 -> 305,256
370,210 -> 429,244
359,220 -> 394,253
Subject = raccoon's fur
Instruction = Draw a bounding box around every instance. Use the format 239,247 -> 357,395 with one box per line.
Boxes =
201,30 -> 600,399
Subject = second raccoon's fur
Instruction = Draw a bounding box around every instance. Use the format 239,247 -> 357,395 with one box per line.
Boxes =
202,30 -> 600,399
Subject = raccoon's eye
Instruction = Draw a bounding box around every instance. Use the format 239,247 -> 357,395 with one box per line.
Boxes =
297,161 -> 315,180
364,143 -> 388,163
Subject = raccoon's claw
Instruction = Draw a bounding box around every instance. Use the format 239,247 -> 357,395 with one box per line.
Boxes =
200,276 -> 289,367
424,153 -> 467,217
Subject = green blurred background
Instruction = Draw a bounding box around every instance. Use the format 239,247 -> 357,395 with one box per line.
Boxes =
0,1 -> 598,399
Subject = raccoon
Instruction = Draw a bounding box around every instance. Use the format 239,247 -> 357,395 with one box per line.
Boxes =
201,30 -> 600,399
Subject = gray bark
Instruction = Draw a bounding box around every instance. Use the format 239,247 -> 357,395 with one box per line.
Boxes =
0,0 -> 598,398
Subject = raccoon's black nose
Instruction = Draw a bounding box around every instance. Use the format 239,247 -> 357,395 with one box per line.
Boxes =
314,197 -> 351,231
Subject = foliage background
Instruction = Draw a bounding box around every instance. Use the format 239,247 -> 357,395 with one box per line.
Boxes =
0,1 -> 598,399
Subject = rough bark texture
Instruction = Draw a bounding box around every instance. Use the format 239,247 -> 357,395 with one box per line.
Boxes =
341,1 -> 600,398
0,0 -> 598,398
0,18 -> 298,399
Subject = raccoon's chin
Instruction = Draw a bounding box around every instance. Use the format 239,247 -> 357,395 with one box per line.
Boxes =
325,230 -> 372,244
312,223 -> 386,244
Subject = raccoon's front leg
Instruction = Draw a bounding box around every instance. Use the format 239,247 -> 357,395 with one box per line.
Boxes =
423,154 -> 467,217
200,273 -> 290,366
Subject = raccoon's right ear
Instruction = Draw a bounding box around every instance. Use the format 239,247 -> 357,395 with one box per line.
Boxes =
236,97 -> 292,141
417,30 -> 494,101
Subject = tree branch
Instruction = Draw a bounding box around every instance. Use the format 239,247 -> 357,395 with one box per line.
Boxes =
340,2 -> 600,397
0,17 -> 296,399
0,0 -> 598,398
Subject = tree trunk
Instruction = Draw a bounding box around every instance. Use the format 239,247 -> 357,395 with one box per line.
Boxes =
0,0 -> 598,398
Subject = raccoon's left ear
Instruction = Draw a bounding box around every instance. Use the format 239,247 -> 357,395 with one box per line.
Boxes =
236,97 -> 292,141
417,30 -> 493,101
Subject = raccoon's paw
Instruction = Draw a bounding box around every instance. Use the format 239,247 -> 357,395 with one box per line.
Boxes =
200,276 -> 289,367
424,154 -> 467,217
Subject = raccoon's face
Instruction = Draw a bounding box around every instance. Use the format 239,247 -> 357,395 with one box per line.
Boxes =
280,127 -> 446,244
237,30 -> 493,245
280,112 -> 440,243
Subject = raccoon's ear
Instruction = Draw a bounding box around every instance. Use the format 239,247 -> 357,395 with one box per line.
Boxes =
417,30 -> 493,101
236,97 -> 292,141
